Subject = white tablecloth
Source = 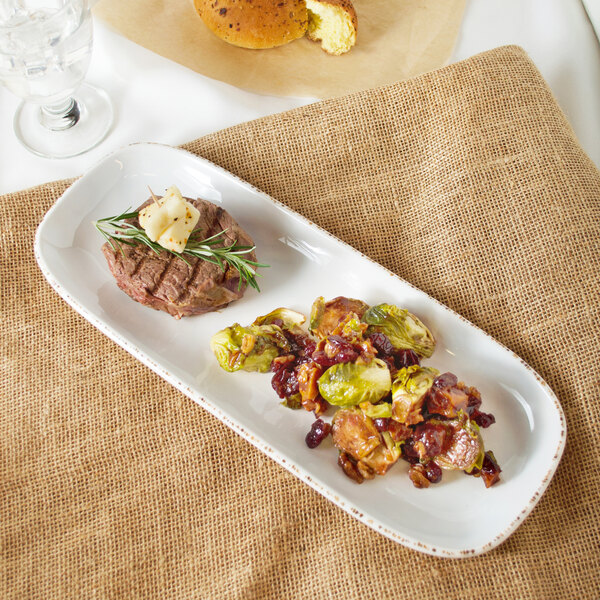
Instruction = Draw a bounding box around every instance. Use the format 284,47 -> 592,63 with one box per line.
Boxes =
1,0 -> 599,195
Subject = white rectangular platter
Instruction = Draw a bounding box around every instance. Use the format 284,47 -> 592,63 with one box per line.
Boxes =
34,143 -> 566,557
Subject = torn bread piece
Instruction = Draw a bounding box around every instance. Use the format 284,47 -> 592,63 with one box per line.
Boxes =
306,0 -> 357,55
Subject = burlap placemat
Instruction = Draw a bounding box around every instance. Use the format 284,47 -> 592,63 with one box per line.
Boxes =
1,46 -> 599,599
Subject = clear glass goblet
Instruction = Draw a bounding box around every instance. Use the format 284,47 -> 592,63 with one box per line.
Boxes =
0,0 -> 113,158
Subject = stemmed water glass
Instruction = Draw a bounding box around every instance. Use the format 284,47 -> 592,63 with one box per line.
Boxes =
0,0 -> 113,158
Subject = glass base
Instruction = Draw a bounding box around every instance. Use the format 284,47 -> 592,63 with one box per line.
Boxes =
14,83 -> 114,159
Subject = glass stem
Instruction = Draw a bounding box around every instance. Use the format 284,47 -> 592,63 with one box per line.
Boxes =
39,97 -> 81,131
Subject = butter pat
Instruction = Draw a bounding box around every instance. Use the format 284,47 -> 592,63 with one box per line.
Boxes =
139,186 -> 200,253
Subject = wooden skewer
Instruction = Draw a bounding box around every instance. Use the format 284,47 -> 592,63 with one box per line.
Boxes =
148,186 -> 161,206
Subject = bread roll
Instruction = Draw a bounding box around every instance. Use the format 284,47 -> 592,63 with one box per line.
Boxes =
193,0 -> 309,49
305,0 -> 357,55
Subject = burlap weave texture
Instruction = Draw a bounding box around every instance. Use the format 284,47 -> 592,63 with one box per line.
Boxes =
1,46 -> 599,599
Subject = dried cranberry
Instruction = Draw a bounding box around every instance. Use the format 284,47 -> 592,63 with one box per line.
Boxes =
271,362 -> 299,399
282,333 -> 301,355
311,351 -> 336,368
271,354 -> 294,370
368,334 -> 420,369
283,331 -> 316,358
466,387 -> 482,414
368,332 -> 395,356
299,337 -> 317,356
326,335 -> 349,349
305,418 -> 332,448
328,335 -> 360,362
379,355 -> 397,375
270,333 -> 320,400
424,461 -> 442,484
433,372 -> 458,389
336,348 -> 359,363
312,335 -> 359,366
471,410 -> 496,428
394,349 -> 420,369
413,423 -> 451,459
400,439 -> 420,464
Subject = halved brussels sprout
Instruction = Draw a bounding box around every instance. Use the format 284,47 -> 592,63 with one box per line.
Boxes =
210,323 -> 289,373
281,393 -> 302,410
309,296 -> 369,338
332,408 -> 400,479
253,307 -> 306,330
381,431 -> 403,457
392,365 -> 439,425
359,441 -> 401,477
332,407 -> 382,460
359,401 -> 393,419
362,304 -> 435,358
432,415 -> 485,472
318,358 -> 392,406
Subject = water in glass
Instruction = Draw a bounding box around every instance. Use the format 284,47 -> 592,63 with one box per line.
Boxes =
0,0 -> 92,105
0,0 -> 112,158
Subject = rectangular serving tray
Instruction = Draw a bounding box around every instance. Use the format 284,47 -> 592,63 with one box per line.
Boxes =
34,143 -> 566,557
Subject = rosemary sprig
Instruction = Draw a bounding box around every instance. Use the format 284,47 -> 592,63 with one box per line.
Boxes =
94,209 -> 268,292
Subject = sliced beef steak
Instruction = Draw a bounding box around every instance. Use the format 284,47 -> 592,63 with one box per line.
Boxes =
102,197 -> 256,319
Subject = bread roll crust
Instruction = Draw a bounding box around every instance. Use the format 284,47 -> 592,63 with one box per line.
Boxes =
194,0 -> 309,49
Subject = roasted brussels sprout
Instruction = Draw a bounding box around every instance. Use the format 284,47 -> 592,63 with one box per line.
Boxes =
432,415 -> 485,473
359,401 -> 392,419
253,307 -> 306,330
391,365 -> 439,425
318,358 -> 392,406
211,298 -> 501,489
210,323 -> 289,373
359,442 -> 401,478
281,393 -> 303,410
332,407 -> 382,460
332,408 -> 400,479
362,304 -> 435,358
309,296 -> 369,338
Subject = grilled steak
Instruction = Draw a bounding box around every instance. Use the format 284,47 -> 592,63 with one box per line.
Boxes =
102,197 -> 256,319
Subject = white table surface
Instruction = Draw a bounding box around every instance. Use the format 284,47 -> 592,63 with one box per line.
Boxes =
1,0 -> 599,195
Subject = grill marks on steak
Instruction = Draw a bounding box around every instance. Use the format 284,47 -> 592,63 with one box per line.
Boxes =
102,197 -> 256,318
